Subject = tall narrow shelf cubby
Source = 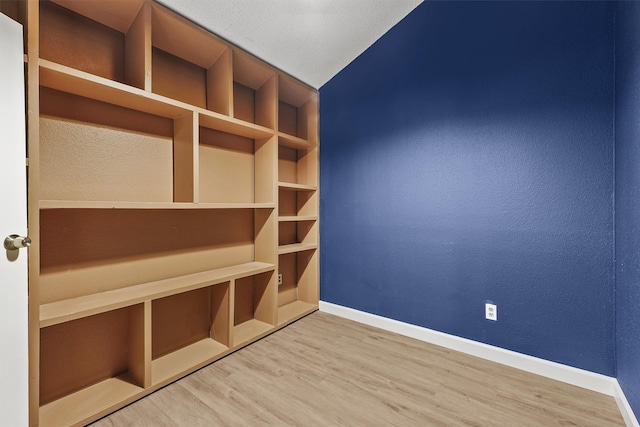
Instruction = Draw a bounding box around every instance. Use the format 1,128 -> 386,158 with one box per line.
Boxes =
276,75 -> 319,326
3,1 -> 319,425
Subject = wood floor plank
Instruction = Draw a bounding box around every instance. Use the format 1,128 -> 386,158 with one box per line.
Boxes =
91,312 -> 625,427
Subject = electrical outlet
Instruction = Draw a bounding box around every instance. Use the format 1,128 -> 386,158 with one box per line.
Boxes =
278,273 -> 283,285
485,303 -> 497,321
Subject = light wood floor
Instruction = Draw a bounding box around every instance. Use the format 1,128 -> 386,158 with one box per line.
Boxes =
92,312 -> 625,426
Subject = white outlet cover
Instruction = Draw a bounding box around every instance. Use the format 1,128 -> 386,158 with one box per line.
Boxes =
485,303 -> 497,321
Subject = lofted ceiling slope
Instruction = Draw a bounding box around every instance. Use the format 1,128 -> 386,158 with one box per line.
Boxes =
157,0 -> 423,89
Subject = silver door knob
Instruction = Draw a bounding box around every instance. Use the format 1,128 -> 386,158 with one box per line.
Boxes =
4,235 -> 31,251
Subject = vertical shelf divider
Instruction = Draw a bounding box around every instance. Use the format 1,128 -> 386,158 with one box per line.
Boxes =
207,48 -> 232,116
173,112 -> 198,203
210,283 -> 231,348
228,278 -> 236,346
125,2 -> 151,91
128,302 -> 151,388
256,75 -> 277,130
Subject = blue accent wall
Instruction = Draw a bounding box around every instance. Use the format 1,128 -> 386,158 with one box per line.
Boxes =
615,0 -> 640,419
320,1 -> 615,375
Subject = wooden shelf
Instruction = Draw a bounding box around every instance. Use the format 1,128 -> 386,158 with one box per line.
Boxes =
278,182 -> 317,192
40,262 -> 275,327
26,1 -> 318,424
279,215 -> 318,222
39,200 -> 276,210
278,243 -> 318,255
40,60 -> 189,119
233,319 -> 273,346
39,374 -> 142,427
278,132 -> 316,149
152,338 -> 229,386
39,60 -> 274,140
277,301 -> 317,326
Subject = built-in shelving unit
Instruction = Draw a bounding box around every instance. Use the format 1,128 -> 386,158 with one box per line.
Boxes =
3,1 -> 319,425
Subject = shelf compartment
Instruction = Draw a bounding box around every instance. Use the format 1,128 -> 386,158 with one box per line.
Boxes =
278,74 -> 317,141
152,338 -> 230,386
39,88 -> 174,203
278,144 -> 319,187
39,374 -> 143,427
279,185 -> 317,217
277,300 -> 317,327
278,132 -> 316,150
279,178 -> 318,247
39,60 -> 273,140
39,306 -> 146,417
39,60 -> 189,118
40,261 -> 274,327
152,47 -> 208,108
279,220 -> 317,247
199,128 -> 256,204
233,319 -> 273,347
233,271 -> 276,346
233,51 -> 276,129
277,251 -> 318,325
152,284 -> 230,384
40,1 -> 125,83
151,5 -> 231,114
39,209 -> 259,306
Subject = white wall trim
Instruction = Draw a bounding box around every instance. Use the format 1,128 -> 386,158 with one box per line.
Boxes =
614,381 -> 640,427
319,301 -> 638,427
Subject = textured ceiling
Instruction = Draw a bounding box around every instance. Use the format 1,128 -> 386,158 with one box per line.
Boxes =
157,0 -> 423,88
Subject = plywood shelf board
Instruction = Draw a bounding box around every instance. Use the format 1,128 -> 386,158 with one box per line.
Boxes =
39,60 -> 189,119
152,338 -> 229,386
278,132 -> 316,149
278,182 -> 317,192
39,200 -> 276,210
39,374 -> 142,427
278,243 -> 318,255
40,262 -> 275,327
233,319 -> 273,346
198,110 -> 273,139
278,215 -> 318,222
277,301 -> 317,326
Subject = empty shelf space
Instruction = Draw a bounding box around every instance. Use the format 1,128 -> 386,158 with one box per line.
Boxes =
39,200 -> 276,210
40,60 -> 189,119
233,319 -> 273,347
277,301 -> 317,326
278,132 -> 316,149
278,182 -> 317,192
279,215 -> 318,222
39,60 -> 275,140
39,374 -> 142,427
152,338 -> 229,386
278,243 -> 318,255
40,262 -> 275,327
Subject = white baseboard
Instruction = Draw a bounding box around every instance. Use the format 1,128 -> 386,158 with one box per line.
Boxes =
319,301 -> 639,427
614,381 -> 640,427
